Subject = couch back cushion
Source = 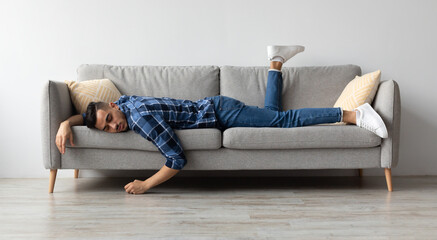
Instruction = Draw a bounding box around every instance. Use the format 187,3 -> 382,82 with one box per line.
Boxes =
77,64 -> 220,101
220,65 -> 361,109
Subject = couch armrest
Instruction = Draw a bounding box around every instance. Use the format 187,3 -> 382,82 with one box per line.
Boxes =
372,80 -> 401,168
41,80 -> 74,169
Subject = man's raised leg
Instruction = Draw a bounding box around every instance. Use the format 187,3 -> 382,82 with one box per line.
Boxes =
264,64 -> 284,111
264,45 -> 305,111
219,45 -> 388,138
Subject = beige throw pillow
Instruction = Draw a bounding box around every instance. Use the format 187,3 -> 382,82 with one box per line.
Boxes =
329,70 -> 381,125
65,79 -> 122,114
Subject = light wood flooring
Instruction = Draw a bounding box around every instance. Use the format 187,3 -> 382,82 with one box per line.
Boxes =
1,176 -> 437,239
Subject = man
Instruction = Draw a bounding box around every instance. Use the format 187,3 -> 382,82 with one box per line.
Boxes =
56,45 -> 388,194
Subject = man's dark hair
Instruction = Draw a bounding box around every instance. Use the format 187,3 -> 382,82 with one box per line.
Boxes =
85,102 -> 109,129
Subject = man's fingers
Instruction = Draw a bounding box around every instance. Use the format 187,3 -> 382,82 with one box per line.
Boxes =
61,138 -> 65,154
56,137 -> 61,149
55,137 -> 61,153
125,182 -> 137,193
69,133 -> 75,146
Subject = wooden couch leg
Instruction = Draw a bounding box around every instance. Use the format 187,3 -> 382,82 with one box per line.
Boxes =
49,169 -> 58,193
358,169 -> 363,177
74,169 -> 79,178
385,168 -> 393,192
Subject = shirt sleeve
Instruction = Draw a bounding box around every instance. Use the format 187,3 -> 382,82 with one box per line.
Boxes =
82,113 -> 86,126
131,113 -> 187,170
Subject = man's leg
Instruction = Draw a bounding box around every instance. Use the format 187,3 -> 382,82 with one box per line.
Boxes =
223,104 -> 343,128
213,45 -> 387,138
264,45 -> 304,111
214,87 -> 390,138
264,62 -> 283,111
217,45 -> 342,129
217,95 -> 391,138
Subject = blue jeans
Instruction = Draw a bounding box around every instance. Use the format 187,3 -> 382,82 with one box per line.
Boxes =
205,70 -> 343,131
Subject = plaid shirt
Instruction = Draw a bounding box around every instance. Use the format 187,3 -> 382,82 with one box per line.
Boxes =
82,95 -> 218,170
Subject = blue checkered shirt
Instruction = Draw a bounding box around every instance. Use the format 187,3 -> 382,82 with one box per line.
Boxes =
82,95 -> 218,170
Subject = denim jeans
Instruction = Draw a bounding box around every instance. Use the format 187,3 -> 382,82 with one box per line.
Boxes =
205,70 -> 343,131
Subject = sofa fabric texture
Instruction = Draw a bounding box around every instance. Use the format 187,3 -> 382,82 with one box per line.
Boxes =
41,64 -> 401,172
77,65 -> 220,102
222,125 -> 381,150
71,127 -> 222,151
220,65 -> 361,109
61,147 -> 382,170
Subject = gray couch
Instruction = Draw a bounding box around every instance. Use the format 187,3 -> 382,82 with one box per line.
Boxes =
41,64 -> 401,193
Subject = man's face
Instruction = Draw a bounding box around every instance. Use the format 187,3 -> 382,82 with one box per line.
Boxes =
95,102 -> 128,133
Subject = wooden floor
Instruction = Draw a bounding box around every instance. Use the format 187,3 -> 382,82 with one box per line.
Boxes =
1,176 -> 437,239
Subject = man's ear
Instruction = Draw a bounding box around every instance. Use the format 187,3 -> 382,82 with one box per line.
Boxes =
109,102 -> 120,110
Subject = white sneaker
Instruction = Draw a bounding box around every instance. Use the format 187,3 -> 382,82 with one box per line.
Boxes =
355,103 -> 388,138
267,45 -> 305,64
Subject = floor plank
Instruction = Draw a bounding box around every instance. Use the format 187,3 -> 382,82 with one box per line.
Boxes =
0,176 -> 436,239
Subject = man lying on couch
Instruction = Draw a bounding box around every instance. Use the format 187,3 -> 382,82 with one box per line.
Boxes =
56,45 -> 388,194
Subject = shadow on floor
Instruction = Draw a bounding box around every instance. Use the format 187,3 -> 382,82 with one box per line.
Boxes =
66,176 -> 399,193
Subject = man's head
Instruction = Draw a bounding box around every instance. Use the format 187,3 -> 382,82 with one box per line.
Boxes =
85,102 -> 128,133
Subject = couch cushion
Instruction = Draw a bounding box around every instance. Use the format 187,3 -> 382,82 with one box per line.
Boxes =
77,64 -> 219,101
64,79 -> 122,114
334,70 -> 381,110
222,125 -> 381,149
220,65 -> 361,109
69,126 -> 222,151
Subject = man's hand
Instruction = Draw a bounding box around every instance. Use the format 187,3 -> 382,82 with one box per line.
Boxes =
55,114 -> 83,154
124,165 -> 180,194
124,180 -> 150,194
56,122 -> 75,154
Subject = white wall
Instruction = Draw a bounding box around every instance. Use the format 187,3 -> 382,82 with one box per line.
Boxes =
1,0 -> 436,178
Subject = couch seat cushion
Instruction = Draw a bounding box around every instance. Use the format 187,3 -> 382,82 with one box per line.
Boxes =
223,125 -> 381,149
69,127 -> 222,151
